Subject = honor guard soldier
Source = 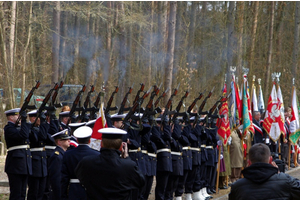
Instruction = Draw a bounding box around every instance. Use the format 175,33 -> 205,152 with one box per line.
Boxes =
150,118 -> 173,200
59,111 -> 71,133
174,121 -> 193,200
61,126 -> 100,200
48,129 -> 70,200
165,119 -> 184,200
75,128 -> 145,200
4,108 -> 32,200
43,110 -> 60,200
110,113 -> 127,129
68,122 -> 86,149
27,110 -> 49,200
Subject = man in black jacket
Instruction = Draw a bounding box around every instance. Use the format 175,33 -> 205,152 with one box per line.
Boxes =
229,143 -> 300,200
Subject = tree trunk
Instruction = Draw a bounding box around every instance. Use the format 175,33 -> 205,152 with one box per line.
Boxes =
52,1 -> 60,83
237,2 -> 244,77
292,2 -> 300,82
73,12 -> 80,83
275,2 -> 285,72
60,10 -> 68,79
264,1 -> 275,99
157,1 -> 168,84
227,1 -> 235,84
249,1 -> 259,75
187,1 -> 196,68
21,1 -> 33,105
164,2 -> 177,105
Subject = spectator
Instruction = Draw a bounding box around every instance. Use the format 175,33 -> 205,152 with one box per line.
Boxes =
229,143 -> 300,200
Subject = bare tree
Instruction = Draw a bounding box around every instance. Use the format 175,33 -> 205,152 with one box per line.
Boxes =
52,1 -> 60,83
249,1 -> 259,74
164,2 -> 177,105
227,1 -> 235,84
264,1 -> 275,99
292,2 -> 300,82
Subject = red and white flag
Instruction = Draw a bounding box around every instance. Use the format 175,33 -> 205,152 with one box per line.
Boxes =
263,83 -> 285,142
90,102 -> 108,151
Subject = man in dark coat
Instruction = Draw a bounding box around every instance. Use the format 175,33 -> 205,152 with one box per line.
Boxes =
252,111 -> 265,144
4,108 -> 32,200
75,127 -> 145,200
61,126 -> 100,200
229,143 -> 300,200
27,110 -> 49,200
48,129 -> 70,200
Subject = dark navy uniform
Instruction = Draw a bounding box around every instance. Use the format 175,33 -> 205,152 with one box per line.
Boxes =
61,145 -> 100,200
253,119 -> 265,144
165,122 -> 184,200
27,120 -> 49,200
151,124 -> 173,200
48,130 -> 70,200
4,108 -> 32,200
43,116 -> 60,200
175,124 -> 192,198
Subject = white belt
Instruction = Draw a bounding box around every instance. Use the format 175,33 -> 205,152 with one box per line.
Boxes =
206,146 -> 213,149
70,179 -> 80,183
128,148 -> 141,153
171,151 -> 182,156
141,150 -> 148,154
157,148 -> 171,153
190,147 -> 201,152
30,147 -> 45,152
148,153 -> 157,158
45,145 -> 56,150
182,146 -> 190,150
7,145 -> 29,152
201,145 -> 206,148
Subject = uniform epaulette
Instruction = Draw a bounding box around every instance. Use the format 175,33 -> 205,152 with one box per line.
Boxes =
55,151 -> 59,155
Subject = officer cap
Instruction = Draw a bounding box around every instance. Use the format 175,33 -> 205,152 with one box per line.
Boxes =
74,126 -> 92,139
59,111 -> 70,117
134,113 -> 148,123
27,109 -> 38,117
51,129 -> 71,140
5,108 -> 20,116
86,119 -> 96,128
98,127 -> 127,139
69,122 -> 86,133
155,117 -> 161,123
111,113 -> 127,121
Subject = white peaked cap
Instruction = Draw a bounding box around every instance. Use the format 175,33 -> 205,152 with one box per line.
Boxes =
74,126 -> 93,138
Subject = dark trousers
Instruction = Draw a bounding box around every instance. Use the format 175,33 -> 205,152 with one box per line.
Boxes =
185,166 -> 198,193
175,170 -> 189,197
28,176 -> 47,200
155,171 -> 170,200
140,175 -> 153,200
165,174 -> 180,200
192,165 -> 202,192
205,165 -> 213,188
210,164 -> 217,189
199,163 -> 207,188
7,173 -> 28,200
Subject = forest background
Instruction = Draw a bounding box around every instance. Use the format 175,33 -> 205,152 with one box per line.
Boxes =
0,1 -> 299,123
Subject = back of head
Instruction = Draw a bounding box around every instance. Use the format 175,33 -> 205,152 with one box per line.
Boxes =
249,143 -> 270,164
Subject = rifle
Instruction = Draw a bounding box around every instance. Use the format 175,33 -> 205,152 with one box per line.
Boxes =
192,87 -> 214,127
51,81 -> 64,108
118,83 -> 134,114
142,83 -> 162,120
171,90 -> 189,122
121,87 -> 152,130
90,90 -> 105,120
78,85 -> 95,122
15,81 -> 41,126
182,90 -> 206,123
161,83 -> 180,126
154,87 -> 169,108
67,85 -> 86,125
132,83 -> 145,105
32,82 -> 59,127
104,86 -> 119,116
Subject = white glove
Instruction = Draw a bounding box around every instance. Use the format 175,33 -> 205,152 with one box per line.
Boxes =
227,136 -> 232,145
238,125 -> 243,131
220,154 -> 224,160
217,140 -> 223,146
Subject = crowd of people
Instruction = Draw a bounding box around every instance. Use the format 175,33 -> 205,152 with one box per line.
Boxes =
3,103 -> 300,200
